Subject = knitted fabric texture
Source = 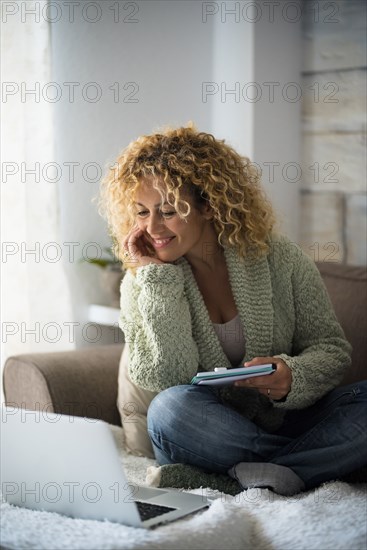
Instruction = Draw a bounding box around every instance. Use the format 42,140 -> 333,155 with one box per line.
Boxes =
119,234 -> 352,431
146,464 -> 242,496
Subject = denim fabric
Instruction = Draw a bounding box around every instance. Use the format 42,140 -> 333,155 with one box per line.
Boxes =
147,381 -> 367,490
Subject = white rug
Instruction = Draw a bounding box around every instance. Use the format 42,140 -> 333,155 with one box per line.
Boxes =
1,425 -> 366,550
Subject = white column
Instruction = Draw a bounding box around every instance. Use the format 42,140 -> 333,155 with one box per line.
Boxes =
209,0 -> 302,242
253,0 -> 302,241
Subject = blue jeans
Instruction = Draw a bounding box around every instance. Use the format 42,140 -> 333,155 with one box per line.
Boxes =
147,381 -> 367,490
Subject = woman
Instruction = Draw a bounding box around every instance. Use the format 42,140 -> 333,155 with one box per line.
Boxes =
99,124 -> 366,495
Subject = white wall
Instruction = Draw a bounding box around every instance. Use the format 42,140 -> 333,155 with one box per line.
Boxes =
51,0 -> 214,347
210,7 -> 254,157
200,0 -> 302,240
253,0 -> 301,240
1,12 -> 75,378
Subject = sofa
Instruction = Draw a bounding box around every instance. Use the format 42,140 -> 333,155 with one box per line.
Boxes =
3,261 -> 366,423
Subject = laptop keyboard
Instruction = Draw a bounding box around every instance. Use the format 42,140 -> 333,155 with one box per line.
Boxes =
136,500 -> 177,521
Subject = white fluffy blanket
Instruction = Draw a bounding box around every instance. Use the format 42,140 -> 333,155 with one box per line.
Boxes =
1,425 -> 366,550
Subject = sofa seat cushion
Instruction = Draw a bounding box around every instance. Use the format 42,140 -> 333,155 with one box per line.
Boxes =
117,343 -> 157,458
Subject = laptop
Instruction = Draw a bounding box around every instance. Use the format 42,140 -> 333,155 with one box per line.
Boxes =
0,407 -> 211,528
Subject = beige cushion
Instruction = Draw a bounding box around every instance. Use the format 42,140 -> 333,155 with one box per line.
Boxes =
117,344 -> 158,458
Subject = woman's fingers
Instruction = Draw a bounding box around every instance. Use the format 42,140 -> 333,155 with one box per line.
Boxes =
124,227 -> 144,259
122,228 -> 165,268
234,356 -> 292,400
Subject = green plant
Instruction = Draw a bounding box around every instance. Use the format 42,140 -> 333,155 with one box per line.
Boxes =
80,245 -> 123,271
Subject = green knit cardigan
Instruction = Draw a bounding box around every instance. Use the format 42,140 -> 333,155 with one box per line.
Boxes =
119,234 -> 352,432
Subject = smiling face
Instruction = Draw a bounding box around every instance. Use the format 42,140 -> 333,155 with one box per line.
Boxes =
133,181 -> 219,265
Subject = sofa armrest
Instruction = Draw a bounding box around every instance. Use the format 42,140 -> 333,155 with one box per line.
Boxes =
3,344 -> 124,426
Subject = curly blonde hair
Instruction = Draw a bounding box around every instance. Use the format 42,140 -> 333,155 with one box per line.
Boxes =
98,123 -> 278,270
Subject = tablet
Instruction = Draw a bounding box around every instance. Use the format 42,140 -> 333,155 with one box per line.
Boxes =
190,363 -> 276,386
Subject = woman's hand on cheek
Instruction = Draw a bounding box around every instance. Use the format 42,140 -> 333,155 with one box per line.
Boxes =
122,226 -> 165,268
234,356 -> 292,401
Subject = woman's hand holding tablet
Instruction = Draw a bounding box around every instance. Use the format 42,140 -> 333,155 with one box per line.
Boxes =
190,363 -> 276,386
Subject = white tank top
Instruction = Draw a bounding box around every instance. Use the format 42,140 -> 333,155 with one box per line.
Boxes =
212,313 -> 246,367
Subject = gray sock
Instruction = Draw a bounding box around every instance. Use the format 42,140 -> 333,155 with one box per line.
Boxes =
227,462 -> 305,496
